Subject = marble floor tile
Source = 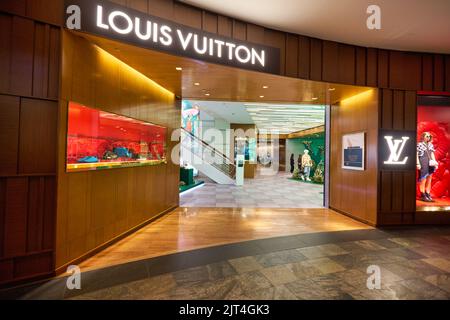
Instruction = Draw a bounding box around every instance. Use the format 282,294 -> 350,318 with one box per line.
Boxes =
305,257 -> 346,275
425,274 -> 450,293
422,258 -> 450,273
228,256 -> 263,274
260,265 -> 298,286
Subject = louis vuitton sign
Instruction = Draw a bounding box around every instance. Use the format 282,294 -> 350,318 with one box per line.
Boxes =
379,130 -> 416,171
64,0 -> 280,74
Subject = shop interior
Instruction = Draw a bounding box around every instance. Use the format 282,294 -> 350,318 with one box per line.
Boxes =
416,93 -> 450,212
179,99 -> 327,208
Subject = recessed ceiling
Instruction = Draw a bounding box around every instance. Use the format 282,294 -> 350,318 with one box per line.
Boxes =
187,100 -> 325,134
180,0 -> 450,54
77,31 -> 370,105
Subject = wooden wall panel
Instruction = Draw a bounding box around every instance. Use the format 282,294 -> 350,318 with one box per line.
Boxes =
446,55 -> 450,92
264,29 -> 286,75
202,11 -> 218,34
147,0 -> 173,19
232,20 -> 247,41
246,23 -> 264,44
285,34 -> 298,78
422,54 -> 433,91
434,55 -> 445,91
366,48 -> 378,87
217,15 -> 232,38
322,41 -> 339,83
377,49 -> 389,88
19,98 -> 57,174
56,32 -> 180,269
330,89 -> 379,225
173,2 -> 202,29
310,38 -> 322,81
0,8 -> 59,286
298,36 -> 310,80
389,51 -> 422,90
355,47 -> 366,86
338,44 -> 355,84
0,95 -> 20,176
378,89 -> 417,223
26,0 -> 63,26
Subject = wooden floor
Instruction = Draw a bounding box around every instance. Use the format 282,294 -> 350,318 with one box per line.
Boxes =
78,207 -> 372,271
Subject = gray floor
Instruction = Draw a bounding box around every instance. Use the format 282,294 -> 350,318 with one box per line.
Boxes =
180,171 -> 324,208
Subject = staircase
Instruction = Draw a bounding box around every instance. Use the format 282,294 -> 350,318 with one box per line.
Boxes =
180,128 -> 236,184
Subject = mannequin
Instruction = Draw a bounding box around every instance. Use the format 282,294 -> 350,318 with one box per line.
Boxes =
290,153 -> 295,173
301,149 -> 313,181
417,132 -> 438,202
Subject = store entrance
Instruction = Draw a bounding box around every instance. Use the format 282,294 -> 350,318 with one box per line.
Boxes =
179,99 -> 327,209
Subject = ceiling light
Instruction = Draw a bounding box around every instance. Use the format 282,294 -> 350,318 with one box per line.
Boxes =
312,97 -> 319,101
262,85 -> 269,89
328,88 -> 336,91
259,95 -> 265,98
176,67 -> 182,71
205,93 -> 210,96
194,82 -> 200,86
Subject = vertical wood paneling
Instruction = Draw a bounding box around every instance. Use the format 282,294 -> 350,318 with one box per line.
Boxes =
26,0 -> 63,25
298,36 -> 310,79
446,55 -> 450,92
0,95 -> 20,176
404,91 -> 417,130
246,23 -> 264,43
381,89 -> 393,129
338,44 -> 355,84
310,38 -> 322,81
217,15 -> 232,37
434,55 -> 445,91
389,51 -> 421,90
355,47 -> 366,86
264,29 -> 286,75
148,0 -> 173,19
322,41 -> 339,83
377,49 -> 389,88
0,0 -> 26,16
232,20 -> 246,41
202,11 -> 218,34
10,16 -> 34,96
366,48 -> 378,87
4,178 -> 28,257
422,54 -> 433,91
18,98 -> 57,174
127,0 -> 148,12
392,90 -> 405,129
285,34 -> 298,78
173,2 -> 202,29
0,14 -> 12,94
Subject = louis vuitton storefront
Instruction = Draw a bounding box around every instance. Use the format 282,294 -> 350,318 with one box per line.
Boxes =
0,0 -> 450,286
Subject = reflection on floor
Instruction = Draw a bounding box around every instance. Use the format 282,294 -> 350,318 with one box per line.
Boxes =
4,226 -> 450,300
77,207 -> 370,271
180,172 -> 324,208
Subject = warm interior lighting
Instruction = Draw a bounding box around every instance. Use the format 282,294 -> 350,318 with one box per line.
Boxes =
340,89 -> 374,105
205,93 -> 210,96
260,95 -> 265,98
176,67 -> 183,71
262,85 -> 269,89
194,82 -> 200,86
312,97 -> 318,101
94,45 -> 174,97
328,88 -> 336,91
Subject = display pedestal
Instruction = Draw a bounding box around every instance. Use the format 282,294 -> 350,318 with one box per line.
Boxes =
180,167 -> 194,185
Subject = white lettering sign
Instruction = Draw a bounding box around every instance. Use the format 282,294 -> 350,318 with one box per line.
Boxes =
93,5 -> 266,68
384,136 -> 410,165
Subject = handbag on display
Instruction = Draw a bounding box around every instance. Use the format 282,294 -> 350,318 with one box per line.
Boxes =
429,159 -> 438,167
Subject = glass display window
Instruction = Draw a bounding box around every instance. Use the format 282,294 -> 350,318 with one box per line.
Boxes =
416,93 -> 450,211
67,102 -> 167,172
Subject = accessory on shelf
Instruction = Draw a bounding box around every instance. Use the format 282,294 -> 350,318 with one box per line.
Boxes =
103,150 -> 118,160
77,156 -> 99,163
113,147 -> 131,158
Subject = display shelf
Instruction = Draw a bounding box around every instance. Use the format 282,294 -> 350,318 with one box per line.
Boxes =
66,102 -> 167,173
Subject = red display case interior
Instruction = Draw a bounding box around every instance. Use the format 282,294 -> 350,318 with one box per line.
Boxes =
416,97 -> 450,210
67,102 -> 167,172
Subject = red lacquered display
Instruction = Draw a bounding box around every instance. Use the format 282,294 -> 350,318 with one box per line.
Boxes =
67,102 -> 167,172
416,95 -> 450,210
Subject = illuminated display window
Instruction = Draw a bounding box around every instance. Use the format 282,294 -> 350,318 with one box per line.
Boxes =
66,102 -> 167,172
416,94 -> 450,212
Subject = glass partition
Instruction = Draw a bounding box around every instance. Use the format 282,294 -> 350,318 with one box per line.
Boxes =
66,102 -> 167,172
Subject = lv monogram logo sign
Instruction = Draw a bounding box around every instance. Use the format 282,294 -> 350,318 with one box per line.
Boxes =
379,130 -> 415,171
383,136 -> 410,165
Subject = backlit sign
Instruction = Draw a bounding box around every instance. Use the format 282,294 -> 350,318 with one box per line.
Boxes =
64,0 -> 280,74
379,130 -> 416,171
